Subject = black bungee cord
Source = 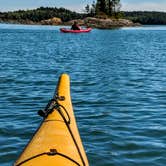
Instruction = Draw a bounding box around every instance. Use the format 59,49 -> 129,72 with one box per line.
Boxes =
16,94 -> 86,166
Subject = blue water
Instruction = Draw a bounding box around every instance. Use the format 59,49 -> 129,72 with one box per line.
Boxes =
0,24 -> 166,166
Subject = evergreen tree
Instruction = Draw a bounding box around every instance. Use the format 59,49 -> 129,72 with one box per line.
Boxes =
96,0 -> 121,16
85,4 -> 90,14
91,1 -> 97,16
112,0 -> 121,13
97,0 -> 106,13
84,1 -> 96,16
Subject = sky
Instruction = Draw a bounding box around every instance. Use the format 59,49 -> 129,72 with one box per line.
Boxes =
0,0 -> 166,12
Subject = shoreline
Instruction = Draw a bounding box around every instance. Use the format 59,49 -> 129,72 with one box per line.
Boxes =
0,17 -> 141,29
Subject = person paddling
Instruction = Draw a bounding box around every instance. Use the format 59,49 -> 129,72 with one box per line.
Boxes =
71,21 -> 81,30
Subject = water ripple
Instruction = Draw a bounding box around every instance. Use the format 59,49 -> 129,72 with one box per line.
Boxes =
0,24 -> 166,166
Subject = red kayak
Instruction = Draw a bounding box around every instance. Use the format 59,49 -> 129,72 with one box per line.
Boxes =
60,28 -> 92,33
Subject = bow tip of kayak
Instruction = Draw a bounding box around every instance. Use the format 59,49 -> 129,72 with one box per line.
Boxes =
60,73 -> 70,79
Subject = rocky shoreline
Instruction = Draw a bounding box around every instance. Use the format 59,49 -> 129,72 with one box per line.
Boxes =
0,17 -> 141,29
66,17 -> 141,28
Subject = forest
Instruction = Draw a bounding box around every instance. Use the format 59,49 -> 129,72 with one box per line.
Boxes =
0,7 -> 86,22
0,1 -> 122,23
124,11 -> 166,25
0,0 -> 166,25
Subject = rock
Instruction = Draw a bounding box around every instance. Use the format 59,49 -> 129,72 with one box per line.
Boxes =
83,17 -> 141,29
63,17 -> 140,29
41,17 -> 62,25
133,22 -> 142,26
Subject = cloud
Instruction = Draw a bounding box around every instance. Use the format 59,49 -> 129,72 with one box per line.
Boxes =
122,1 -> 166,11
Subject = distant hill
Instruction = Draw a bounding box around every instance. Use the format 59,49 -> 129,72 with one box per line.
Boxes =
0,7 -> 86,24
124,11 -> 166,25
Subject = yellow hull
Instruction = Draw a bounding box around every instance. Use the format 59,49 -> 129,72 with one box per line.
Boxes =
15,74 -> 89,166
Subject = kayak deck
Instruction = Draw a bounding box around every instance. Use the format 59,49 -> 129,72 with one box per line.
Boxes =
15,74 -> 89,166
60,28 -> 92,33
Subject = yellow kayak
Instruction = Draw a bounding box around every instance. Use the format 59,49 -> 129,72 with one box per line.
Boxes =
15,74 -> 89,166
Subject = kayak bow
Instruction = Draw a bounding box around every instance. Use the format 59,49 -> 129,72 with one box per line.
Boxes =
60,28 -> 92,33
15,74 -> 89,166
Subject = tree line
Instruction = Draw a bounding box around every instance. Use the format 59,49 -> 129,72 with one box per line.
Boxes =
0,4 -> 166,25
124,11 -> 166,25
0,7 -> 86,23
0,1 -> 122,24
